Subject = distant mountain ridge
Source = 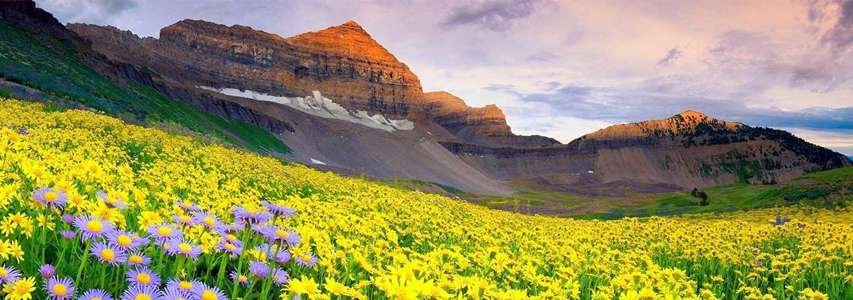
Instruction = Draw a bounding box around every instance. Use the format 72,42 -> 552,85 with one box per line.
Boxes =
0,1 -> 848,196
582,110 -> 744,142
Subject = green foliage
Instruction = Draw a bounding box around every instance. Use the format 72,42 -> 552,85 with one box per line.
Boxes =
0,21 -> 289,154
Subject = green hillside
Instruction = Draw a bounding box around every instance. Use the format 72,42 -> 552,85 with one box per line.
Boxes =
460,167 -> 852,218
584,167 -> 852,219
0,21 -> 289,154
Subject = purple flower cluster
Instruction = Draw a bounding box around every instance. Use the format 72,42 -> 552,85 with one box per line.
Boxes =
233,206 -> 273,224
45,189 -> 310,300
260,200 -> 296,217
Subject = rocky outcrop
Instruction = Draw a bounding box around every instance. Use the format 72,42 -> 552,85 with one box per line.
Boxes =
70,21 -> 560,147
70,19 -> 424,117
582,110 -> 743,142
424,91 -> 559,147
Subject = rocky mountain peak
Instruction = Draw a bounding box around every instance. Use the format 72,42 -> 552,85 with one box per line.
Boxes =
675,110 -> 708,119
341,20 -> 365,30
581,110 -> 744,142
284,20 -> 399,64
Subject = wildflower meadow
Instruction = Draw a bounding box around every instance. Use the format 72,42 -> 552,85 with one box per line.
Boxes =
0,98 -> 849,299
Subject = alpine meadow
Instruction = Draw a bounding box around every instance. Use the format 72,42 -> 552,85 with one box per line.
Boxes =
0,1 -> 852,299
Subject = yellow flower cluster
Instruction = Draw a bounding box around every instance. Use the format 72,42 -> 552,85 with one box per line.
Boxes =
0,98 -> 849,299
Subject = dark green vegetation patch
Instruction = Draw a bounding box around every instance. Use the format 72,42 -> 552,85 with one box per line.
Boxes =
0,22 -> 289,154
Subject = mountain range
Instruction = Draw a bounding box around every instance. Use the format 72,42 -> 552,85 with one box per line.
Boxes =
1,1 -> 849,200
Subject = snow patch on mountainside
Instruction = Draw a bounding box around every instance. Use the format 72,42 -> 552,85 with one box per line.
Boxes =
199,86 -> 415,132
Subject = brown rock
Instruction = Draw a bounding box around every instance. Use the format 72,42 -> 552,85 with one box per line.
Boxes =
583,110 -> 744,142
71,19 -> 423,117
424,91 -> 559,147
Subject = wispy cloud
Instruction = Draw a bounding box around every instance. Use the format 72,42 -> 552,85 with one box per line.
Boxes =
440,0 -> 545,31
656,47 -> 682,66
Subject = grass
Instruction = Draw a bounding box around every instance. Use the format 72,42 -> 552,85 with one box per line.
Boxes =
0,21 -> 289,155
585,167 -> 852,219
460,167 -> 852,219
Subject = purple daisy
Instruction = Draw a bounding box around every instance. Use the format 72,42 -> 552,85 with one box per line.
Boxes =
0,265 -> 21,284
108,230 -> 147,251
215,240 -> 242,256
221,233 -> 240,243
159,287 -> 188,300
91,242 -> 126,265
147,224 -> 182,244
60,214 -> 74,224
120,285 -> 160,300
260,201 -> 296,217
229,272 -> 248,286
295,252 -> 318,268
32,187 -> 68,210
165,238 -> 202,258
189,283 -> 228,300
125,252 -> 152,267
271,249 -> 291,264
165,279 -> 200,294
191,211 -> 220,229
60,230 -> 76,240
271,268 -> 289,286
250,223 -> 269,235
79,289 -> 113,300
224,221 -> 245,233
232,206 -> 272,224
97,190 -> 128,209
127,267 -> 161,287
261,226 -> 300,245
248,261 -> 270,278
255,243 -> 291,264
45,276 -> 74,299
172,215 -> 193,226
73,215 -> 115,241
39,264 -> 55,278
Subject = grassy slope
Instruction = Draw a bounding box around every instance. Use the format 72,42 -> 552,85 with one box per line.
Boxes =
585,167 -> 852,219
3,98 -> 850,299
458,167 -> 852,219
0,21 -> 289,154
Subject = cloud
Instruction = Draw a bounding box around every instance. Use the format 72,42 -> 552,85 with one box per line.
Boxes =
36,0 -> 137,24
656,47 -> 682,67
440,0 -> 544,31
526,50 -> 558,62
810,0 -> 853,49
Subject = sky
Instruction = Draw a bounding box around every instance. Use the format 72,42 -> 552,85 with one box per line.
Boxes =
36,0 -> 853,155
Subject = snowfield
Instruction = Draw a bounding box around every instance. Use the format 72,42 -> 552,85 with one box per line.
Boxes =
199,86 -> 415,132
